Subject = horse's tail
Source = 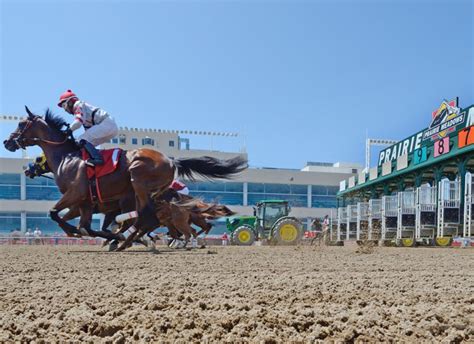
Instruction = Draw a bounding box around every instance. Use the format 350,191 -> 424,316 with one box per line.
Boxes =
173,156 -> 247,180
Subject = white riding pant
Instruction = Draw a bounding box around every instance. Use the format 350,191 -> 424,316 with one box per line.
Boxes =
78,116 -> 119,147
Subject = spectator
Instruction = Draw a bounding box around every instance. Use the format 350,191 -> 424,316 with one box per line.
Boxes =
10,228 -> 22,245
53,231 -> 61,245
222,232 -> 229,246
33,227 -> 43,245
25,229 -> 33,245
311,218 -> 322,232
322,215 -> 330,231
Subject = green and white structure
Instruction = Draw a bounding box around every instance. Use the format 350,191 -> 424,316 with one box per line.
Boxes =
336,98 -> 474,246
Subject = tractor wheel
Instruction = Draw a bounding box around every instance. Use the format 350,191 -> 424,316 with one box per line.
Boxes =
399,237 -> 417,247
435,236 -> 452,247
272,218 -> 303,245
232,226 -> 255,246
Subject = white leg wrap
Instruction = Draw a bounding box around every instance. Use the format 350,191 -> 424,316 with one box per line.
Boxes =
142,236 -> 155,249
171,239 -> 186,249
115,211 -> 138,223
122,225 -> 138,239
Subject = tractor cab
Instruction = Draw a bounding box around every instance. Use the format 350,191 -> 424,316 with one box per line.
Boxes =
255,200 -> 290,234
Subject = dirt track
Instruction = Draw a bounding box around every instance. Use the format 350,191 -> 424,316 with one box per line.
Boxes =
0,244 -> 472,343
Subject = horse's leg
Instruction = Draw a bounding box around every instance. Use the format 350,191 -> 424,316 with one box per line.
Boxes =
50,193 -> 85,236
77,205 -> 97,237
101,211 -> 119,232
77,207 -> 128,241
116,157 -> 173,251
59,207 -> 82,237
190,213 -> 213,236
170,205 -> 194,247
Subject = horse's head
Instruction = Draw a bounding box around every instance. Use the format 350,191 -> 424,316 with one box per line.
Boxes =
3,106 -> 67,152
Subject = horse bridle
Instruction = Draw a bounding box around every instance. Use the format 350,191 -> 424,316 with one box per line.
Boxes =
12,117 -> 70,149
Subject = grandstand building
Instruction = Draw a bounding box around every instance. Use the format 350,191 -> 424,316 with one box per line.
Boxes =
0,125 -> 361,233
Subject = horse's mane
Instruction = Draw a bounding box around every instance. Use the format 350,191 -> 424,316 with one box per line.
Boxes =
44,108 -> 67,132
42,108 -> 77,147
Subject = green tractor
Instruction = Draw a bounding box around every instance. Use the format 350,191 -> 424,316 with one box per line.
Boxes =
226,200 -> 304,246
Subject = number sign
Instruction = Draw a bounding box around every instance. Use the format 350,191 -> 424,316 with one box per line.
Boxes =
458,125 -> 474,149
434,137 -> 450,158
413,147 -> 427,165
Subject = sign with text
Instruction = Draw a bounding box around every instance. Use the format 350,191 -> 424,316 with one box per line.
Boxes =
434,137 -> 450,158
458,125 -> 474,149
378,98 -> 464,166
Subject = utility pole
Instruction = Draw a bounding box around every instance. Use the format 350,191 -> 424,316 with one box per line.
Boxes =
365,138 -> 398,171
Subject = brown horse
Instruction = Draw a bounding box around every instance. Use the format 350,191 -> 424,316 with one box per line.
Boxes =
4,107 -> 247,251
151,190 -> 234,247
25,156 -> 230,249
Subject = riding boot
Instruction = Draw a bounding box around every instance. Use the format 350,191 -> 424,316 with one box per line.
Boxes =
79,139 -> 104,166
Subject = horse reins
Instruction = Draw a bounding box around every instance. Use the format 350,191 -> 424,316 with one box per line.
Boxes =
13,117 -> 70,149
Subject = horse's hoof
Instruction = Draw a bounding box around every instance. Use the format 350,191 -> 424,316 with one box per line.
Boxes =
116,241 -> 130,252
108,241 -> 119,252
142,236 -> 156,249
169,239 -> 187,249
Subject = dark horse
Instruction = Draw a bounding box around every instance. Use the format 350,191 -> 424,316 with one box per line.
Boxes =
4,107 -> 247,251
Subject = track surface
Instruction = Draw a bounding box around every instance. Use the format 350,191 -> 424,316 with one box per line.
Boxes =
0,245 -> 472,342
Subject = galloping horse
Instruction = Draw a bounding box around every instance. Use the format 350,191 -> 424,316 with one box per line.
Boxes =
25,156 -> 233,249
4,107 -> 247,251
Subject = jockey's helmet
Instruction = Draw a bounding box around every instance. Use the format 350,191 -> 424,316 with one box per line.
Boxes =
57,90 -> 78,108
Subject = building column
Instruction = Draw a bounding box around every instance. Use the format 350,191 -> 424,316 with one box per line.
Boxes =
21,211 -> 26,232
243,182 -> 248,206
20,172 -> 26,200
307,185 -> 312,208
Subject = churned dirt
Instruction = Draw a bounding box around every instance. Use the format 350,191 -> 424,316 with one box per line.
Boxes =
0,244 -> 472,343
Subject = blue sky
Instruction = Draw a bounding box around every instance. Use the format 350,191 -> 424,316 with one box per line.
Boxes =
1,0 -> 472,168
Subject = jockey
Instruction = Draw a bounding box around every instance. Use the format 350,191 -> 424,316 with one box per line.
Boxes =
57,90 -> 119,166
170,179 -> 189,195
24,154 -> 51,178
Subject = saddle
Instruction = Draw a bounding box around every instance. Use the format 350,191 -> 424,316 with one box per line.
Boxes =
82,148 -> 122,203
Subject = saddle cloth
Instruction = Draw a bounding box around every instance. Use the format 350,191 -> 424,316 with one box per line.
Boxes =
82,148 -> 122,179
82,148 -> 122,203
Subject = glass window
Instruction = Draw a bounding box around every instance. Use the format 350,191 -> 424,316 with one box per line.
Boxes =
0,212 -> 21,234
196,182 -> 225,192
312,185 -> 328,195
142,137 -> 154,146
132,138 -> 138,145
312,196 -> 337,208
182,181 -> 244,205
26,186 -> 62,200
290,184 -> 307,194
0,173 -> 21,200
189,191 -> 243,205
248,194 -> 307,207
111,138 -> 118,144
169,140 -> 175,147
224,183 -> 243,192
119,134 -> 126,144
0,173 -> 21,185
26,176 -> 62,200
265,183 -> 290,194
248,183 -> 264,193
